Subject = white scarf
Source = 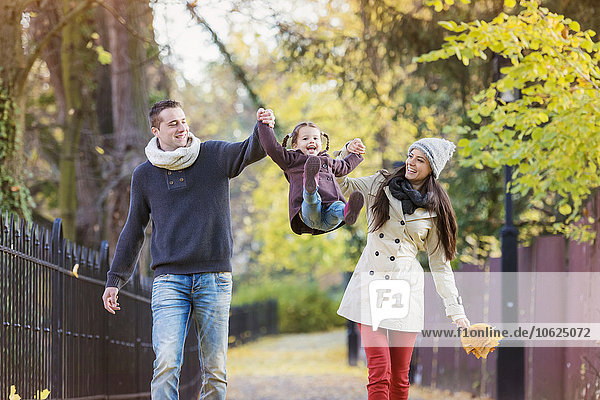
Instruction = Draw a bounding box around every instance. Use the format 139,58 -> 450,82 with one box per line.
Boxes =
144,132 -> 201,170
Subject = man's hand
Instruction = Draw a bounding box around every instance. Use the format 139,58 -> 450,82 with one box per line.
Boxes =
257,108 -> 275,128
347,138 -> 366,155
102,287 -> 121,314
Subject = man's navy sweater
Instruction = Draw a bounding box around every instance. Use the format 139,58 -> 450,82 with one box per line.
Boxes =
106,123 -> 265,289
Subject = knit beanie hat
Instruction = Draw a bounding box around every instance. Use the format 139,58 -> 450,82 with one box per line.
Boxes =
408,138 -> 456,179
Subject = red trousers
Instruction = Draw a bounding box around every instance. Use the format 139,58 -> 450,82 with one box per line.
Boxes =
359,324 -> 418,400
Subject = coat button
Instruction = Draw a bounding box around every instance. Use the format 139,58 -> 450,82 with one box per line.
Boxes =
168,171 -> 172,175
400,220 -> 405,225
385,275 -> 390,280
375,251 -> 379,256
379,233 -> 384,238
395,239 -> 400,244
322,164 -> 327,168
169,181 -> 174,185
327,177 -> 332,181
179,178 -> 184,182
369,270 -> 374,275
390,256 -> 395,261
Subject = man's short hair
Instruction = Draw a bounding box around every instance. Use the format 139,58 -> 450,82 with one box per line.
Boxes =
149,100 -> 182,128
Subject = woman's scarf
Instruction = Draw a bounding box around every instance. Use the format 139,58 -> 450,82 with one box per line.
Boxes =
144,132 -> 201,170
388,175 -> 430,215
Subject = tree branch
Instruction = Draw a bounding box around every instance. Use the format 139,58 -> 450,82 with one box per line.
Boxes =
15,0 -> 97,96
186,3 -> 281,132
94,0 -> 155,46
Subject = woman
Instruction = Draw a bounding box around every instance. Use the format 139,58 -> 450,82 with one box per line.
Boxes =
336,137 -> 470,400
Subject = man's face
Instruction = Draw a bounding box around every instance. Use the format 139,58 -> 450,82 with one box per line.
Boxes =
151,107 -> 189,151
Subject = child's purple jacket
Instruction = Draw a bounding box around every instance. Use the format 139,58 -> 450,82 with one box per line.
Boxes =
258,123 -> 363,235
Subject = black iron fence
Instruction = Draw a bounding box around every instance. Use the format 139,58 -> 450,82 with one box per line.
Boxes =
1,212 -> 277,400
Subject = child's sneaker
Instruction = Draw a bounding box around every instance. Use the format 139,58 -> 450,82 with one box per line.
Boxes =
303,156 -> 321,194
343,191 -> 364,225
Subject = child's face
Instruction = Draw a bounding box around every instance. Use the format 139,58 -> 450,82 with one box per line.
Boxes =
293,126 -> 322,155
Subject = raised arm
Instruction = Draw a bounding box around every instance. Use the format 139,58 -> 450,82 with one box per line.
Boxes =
256,119 -> 295,171
216,122 -> 267,178
334,141 -> 378,198
331,153 -> 363,177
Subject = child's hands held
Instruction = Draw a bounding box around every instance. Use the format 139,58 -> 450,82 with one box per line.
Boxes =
347,138 -> 366,154
257,108 -> 275,128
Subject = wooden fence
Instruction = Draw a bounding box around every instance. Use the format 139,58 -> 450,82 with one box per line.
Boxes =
414,232 -> 600,400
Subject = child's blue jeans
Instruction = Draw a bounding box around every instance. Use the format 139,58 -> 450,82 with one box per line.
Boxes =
300,188 -> 345,231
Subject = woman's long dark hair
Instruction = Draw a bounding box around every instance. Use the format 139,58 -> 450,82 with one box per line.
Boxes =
370,165 -> 457,261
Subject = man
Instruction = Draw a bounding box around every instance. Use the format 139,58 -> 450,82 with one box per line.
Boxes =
102,100 -> 274,399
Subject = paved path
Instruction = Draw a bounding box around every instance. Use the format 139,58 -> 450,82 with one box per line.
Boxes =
226,329 -> 488,400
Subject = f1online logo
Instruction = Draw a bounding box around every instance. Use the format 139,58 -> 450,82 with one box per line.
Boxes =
369,279 -> 410,330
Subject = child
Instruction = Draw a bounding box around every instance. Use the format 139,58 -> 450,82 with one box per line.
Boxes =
257,109 -> 365,235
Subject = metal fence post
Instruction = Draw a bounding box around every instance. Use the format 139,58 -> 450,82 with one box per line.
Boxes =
347,320 -> 359,366
99,240 -> 110,397
345,271 -> 360,366
50,218 -> 64,399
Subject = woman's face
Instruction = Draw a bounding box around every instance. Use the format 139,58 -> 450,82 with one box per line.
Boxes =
405,148 -> 432,183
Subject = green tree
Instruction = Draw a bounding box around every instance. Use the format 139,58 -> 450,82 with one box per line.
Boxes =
251,0 -> 512,262
0,0 -> 95,217
417,0 -> 600,241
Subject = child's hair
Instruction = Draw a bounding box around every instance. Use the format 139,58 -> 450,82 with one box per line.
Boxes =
281,121 -> 330,152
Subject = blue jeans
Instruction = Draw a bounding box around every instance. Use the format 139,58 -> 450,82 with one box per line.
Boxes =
151,272 -> 232,400
300,188 -> 345,232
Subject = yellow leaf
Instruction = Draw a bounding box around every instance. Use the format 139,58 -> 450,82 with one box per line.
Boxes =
95,46 -> 112,65
559,204 -> 572,215
9,386 -> 21,400
569,21 -> 581,32
439,21 -> 456,31
72,264 -> 79,278
461,323 -> 503,360
458,138 -> 470,147
95,146 -> 105,155
504,0 -> 516,8
36,389 -> 51,400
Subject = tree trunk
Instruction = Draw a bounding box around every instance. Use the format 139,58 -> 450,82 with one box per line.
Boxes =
0,1 -> 32,216
103,0 -> 151,250
58,1 -> 87,240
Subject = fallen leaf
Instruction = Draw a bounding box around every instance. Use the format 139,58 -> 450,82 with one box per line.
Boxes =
9,386 -> 21,400
72,264 -> 79,278
461,323 -> 503,359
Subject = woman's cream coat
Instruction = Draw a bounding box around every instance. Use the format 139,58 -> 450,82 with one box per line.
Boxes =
336,164 -> 465,332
